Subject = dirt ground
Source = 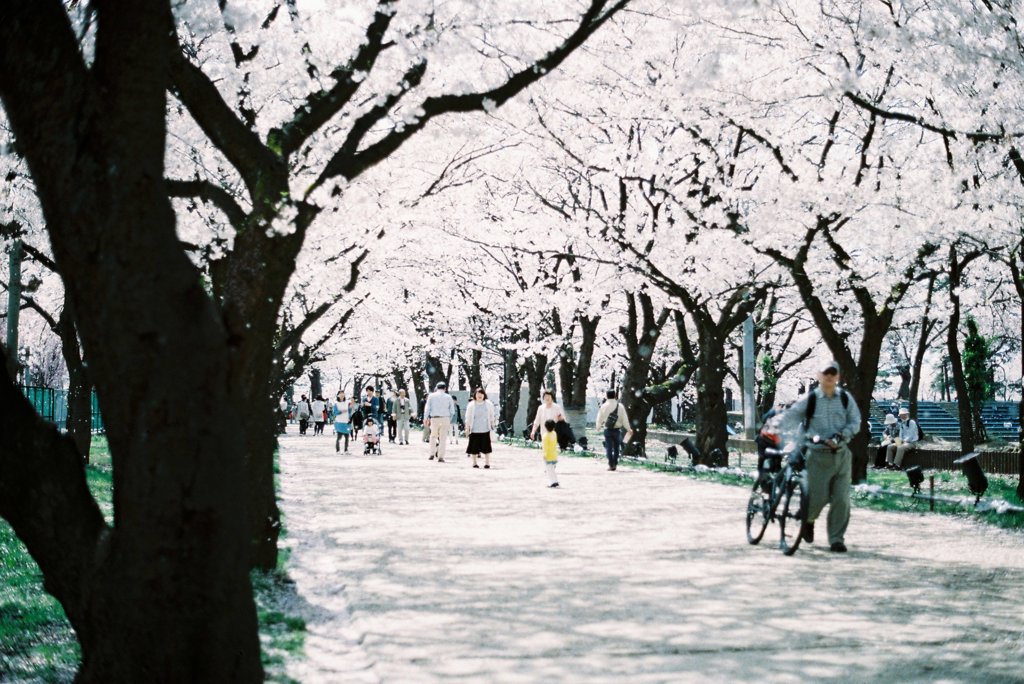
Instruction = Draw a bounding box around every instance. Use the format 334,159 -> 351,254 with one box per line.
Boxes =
278,433 -> 1024,683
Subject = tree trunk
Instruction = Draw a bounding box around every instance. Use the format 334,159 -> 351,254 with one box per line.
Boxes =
309,368 -> 322,399
947,245 -> 974,453
0,4 -> 263,677
1018,290 -> 1024,499
500,348 -> 522,429
392,367 -> 406,392
557,339 -> 577,408
572,315 -> 600,407
897,365 -> 911,400
621,357 -> 654,452
425,352 -> 445,390
693,339 -> 729,464
909,276 -> 938,421
523,353 -> 549,435
56,305 -> 92,460
619,291 -> 669,455
410,363 -> 427,418
461,349 -> 482,391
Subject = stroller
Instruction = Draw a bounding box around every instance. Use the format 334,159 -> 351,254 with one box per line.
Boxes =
362,418 -> 383,455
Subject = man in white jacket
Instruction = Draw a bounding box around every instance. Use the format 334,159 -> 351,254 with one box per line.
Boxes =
595,390 -> 632,471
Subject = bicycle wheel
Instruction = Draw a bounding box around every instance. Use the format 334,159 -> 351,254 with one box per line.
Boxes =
745,479 -> 771,544
779,474 -> 807,556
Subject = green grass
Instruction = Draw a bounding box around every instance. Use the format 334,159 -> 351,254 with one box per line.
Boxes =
851,468 -> 1024,529
0,436 -> 306,682
503,434 -> 1024,533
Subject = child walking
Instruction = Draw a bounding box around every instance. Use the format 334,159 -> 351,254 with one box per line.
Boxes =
543,419 -> 560,488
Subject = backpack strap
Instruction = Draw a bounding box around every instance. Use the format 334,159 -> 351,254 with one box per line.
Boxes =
804,388 -> 848,430
803,392 -> 817,429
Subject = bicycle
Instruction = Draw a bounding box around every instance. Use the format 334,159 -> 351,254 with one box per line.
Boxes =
745,446 -> 808,556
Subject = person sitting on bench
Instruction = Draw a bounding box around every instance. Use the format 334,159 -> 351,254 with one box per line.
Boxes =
874,413 -> 898,469
885,407 -> 919,470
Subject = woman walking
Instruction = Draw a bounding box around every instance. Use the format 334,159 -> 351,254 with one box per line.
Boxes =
529,390 -> 565,441
334,391 -> 354,453
464,387 -> 496,468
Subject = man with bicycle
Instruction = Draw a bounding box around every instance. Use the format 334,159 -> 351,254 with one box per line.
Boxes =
780,360 -> 861,553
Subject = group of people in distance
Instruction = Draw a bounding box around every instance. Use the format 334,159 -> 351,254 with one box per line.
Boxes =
286,356 -> 922,551
287,381 -> 643,489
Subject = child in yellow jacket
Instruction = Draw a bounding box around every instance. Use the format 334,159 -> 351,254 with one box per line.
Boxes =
543,419 -> 559,488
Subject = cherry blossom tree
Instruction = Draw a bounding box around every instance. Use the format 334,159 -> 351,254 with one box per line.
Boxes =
0,0 -> 631,677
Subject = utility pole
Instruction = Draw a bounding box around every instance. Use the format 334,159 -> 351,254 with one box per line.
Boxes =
742,314 -> 756,440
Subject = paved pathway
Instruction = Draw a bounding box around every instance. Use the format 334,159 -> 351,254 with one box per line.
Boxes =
279,434 -> 1024,683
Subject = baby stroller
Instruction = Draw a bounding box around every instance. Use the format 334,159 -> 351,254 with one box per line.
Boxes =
362,418 -> 383,455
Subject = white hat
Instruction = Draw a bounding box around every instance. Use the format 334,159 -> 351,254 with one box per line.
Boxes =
819,360 -> 840,374
884,414 -> 897,425
898,407 -> 910,416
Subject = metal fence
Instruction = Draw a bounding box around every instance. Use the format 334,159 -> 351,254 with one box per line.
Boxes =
19,385 -> 104,433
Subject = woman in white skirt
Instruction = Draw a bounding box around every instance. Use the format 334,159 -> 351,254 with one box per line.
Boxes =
464,387 -> 496,469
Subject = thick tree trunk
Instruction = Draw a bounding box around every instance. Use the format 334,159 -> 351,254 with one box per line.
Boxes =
500,348 -> 522,429
832,315 -> 888,484
461,349 -> 482,391
619,292 -> 669,455
0,6 -> 263,678
693,341 -> 729,464
572,315 -> 600,407
558,315 -> 600,411
425,352 -> 446,390
56,306 -> 93,460
392,367 -> 406,392
523,353 -> 549,435
621,359 -> 654,452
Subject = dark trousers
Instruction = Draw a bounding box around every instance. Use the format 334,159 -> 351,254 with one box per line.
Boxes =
335,432 -> 349,452
604,428 -> 623,469
299,418 -> 309,435
388,417 -> 397,441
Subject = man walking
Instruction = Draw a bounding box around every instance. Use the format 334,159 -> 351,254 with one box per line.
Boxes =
385,390 -> 398,443
595,389 -> 632,471
780,360 -> 861,553
424,382 -> 455,462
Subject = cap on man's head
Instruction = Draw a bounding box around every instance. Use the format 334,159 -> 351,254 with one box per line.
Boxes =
819,360 -> 840,374
898,407 -> 909,416
884,414 -> 898,425
435,382 -> 447,390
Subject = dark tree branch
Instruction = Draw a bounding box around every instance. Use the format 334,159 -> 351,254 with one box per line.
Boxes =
269,0 -> 397,158
309,0 -> 632,193
168,48 -> 282,196
167,178 -> 248,229
843,91 -> 1022,144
